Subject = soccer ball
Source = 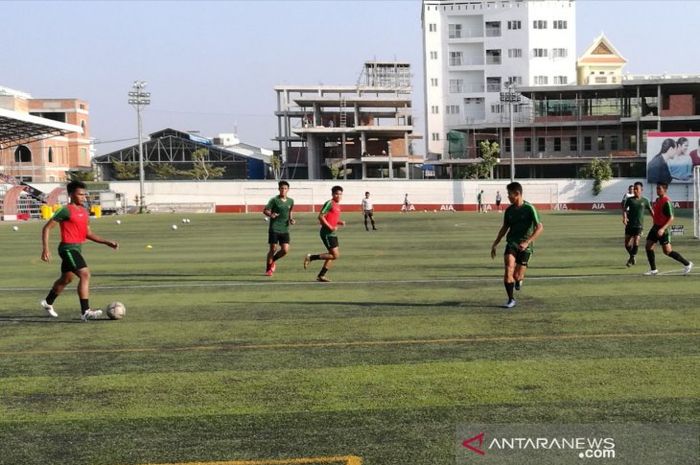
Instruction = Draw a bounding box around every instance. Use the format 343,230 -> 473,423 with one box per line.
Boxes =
116,219 -> 121,225
171,224 -> 178,230
106,301 -> 126,320
12,226 -> 18,231
182,218 -> 187,223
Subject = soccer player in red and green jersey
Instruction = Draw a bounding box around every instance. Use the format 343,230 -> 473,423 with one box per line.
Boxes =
40,181 -> 119,321
303,185 -> 345,282
490,182 -> 544,308
644,182 -> 693,276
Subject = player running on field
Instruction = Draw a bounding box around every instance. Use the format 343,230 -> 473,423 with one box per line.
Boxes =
490,182 -> 544,309
40,180 -> 119,321
644,182 -> 693,276
622,181 -> 653,267
303,185 -> 345,282
263,180 -> 295,276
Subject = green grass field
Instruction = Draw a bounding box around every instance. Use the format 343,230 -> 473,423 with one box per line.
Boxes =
0,210 -> 697,465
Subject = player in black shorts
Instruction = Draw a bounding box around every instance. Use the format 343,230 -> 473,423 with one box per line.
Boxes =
490,182 -> 544,308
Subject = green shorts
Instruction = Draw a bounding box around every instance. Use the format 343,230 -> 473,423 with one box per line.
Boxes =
505,244 -> 532,267
320,230 -> 339,250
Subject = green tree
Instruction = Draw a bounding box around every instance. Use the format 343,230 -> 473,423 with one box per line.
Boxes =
270,154 -> 282,180
151,163 -> 183,180
580,158 -> 613,196
112,161 -> 138,180
67,170 -> 94,182
184,148 -> 225,181
460,140 -> 500,179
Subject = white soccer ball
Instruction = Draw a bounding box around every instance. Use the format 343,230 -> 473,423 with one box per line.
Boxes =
186,218 -> 191,223
171,224 -> 178,230
12,225 -> 18,231
182,218 -> 187,223
106,301 -> 126,320
116,220 -> 121,225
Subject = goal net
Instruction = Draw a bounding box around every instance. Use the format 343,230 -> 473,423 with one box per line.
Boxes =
694,165 -> 700,238
242,187 -> 316,213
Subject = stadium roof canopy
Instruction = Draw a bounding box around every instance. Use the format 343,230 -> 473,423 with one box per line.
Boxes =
0,107 -> 82,148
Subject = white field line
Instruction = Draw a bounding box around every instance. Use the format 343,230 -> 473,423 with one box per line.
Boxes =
1,272 -> 689,293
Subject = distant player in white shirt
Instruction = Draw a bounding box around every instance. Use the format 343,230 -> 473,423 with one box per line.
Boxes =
621,184 -> 634,208
361,191 -> 377,231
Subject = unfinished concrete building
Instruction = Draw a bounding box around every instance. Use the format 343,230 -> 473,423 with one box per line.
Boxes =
274,62 -> 423,180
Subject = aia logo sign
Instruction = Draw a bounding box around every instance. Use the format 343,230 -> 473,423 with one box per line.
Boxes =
462,432 -> 486,456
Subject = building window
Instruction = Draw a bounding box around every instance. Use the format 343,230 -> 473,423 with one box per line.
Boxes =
490,104 -> 504,113
553,76 -> 568,85
584,136 -> 592,151
628,135 -> 637,151
14,145 -> 31,163
508,48 -> 522,58
48,147 -> 54,163
507,20 -> 522,30
446,105 -> 460,114
486,49 -> 502,65
597,136 -> 605,151
505,138 -> 511,152
570,136 -> 577,151
552,48 -> 568,58
430,51 -> 438,60
506,76 -> 522,86
486,77 -> 501,92
429,23 -> 437,32
449,51 -> 463,66
538,137 -> 546,152
431,105 -> 439,114
553,20 -> 568,29
449,79 -> 463,93
554,137 -> 561,152
432,132 -> 440,141
430,78 -> 439,87
485,21 -> 501,37
610,135 -> 619,150
448,23 -> 462,38
534,75 -> 548,85
533,20 -> 547,29
533,48 -> 548,58
525,137 -> 532,152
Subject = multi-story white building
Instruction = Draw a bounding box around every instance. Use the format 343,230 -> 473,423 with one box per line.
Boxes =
422,0 -> 576,157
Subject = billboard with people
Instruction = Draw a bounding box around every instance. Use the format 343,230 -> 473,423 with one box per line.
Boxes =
647,131 -> 700,184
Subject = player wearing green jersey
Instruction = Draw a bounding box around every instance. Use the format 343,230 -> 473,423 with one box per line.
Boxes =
263,181 -> 295,276
490,182 -> 544,309
622,182 -> 653,267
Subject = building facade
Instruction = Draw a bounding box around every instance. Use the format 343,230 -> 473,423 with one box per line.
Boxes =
422,0 -> 576,157
434,76 -> 700,179
274,62 -> 423,180
0,86 -> 91,182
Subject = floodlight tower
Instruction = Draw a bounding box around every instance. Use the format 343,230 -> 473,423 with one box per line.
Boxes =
128,81 -> 150,213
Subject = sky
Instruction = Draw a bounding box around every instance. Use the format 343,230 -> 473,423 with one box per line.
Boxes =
2,0 -> 698,156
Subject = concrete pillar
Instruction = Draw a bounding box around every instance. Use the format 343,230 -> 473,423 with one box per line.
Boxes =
307,134 -> 319,180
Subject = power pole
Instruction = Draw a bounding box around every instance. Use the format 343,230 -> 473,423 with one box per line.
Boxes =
128,81 -> 150,213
